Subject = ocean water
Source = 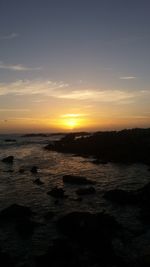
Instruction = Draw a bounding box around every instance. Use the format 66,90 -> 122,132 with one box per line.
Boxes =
0,134 -> 150,263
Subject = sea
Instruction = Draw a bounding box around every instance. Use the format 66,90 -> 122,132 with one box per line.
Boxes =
0,133 -> 150,264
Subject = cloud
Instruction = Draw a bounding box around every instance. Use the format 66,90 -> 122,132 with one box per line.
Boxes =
0,108 -> 30,112
61,113 -> 88,118
0,79 -> 148,104
0,62 -> 41,71
0,33 -> 18,40
0,80 -> 69,96
120,76 -> 136,80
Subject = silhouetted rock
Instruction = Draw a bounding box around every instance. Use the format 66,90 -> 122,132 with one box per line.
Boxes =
56,211 -> 120,265
33,178 -> 44,185
0,204 -> 33,222
63,175 -> 95,185
35,238 -> 81,267
16,217 -> 39,238
47,187 -> 66,198
4,139 -> 16,142
45,128 -> 150,165
76,186 -> 96,195
92,159 -> 108,164
19,168 -> 25,173
30,166 -> 38,173
0,248 -> 15,267
104,189 -> 139,205
2,156 -> 14,163
44,211 -> 55,220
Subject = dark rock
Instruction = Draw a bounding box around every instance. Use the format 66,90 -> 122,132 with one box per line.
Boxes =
35,238 -> 80,267
4,139 -> 16,142
104,189 -> 139,205
33,178 -> 44,185
57,211 -> 120,265
76,186 -> 96,195
30,166 -> 38,173
2,156 -> 14,164
0,204 -> 34,222
16,217 -> 39,238
0,248 -> 15,267
63,175 -> 95,185
92,159 -> 108,164
44,211 -> 55,220
19,168 -> 25,173
47,187 -> 66,198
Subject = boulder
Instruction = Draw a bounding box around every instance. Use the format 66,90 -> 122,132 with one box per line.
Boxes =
63,175 -> 95,185
76,186 -> 96,195
30,166 -> 38,173
2,156 -> 14,164
33,178 -> 44,185
104,189 -> 139,205
0,204 -> 33,222
47,187 -> 66,198
57,211 -> 120,265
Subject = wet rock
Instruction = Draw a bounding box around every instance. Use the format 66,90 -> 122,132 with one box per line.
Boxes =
35,238 -> 80,267
76,186 -> 96,195
44,211 -> 55,220
2,156 -> 14,164
4,139 -> 16,142
0,204 -> 34,222
104,189 -> 139,205
92,159 -> 108,164
0,248 -> 15,267
33,178 -> 44,185
30,166 -> 38,173
47,187 -> 66,198
19,168 -> 25,173
16,217 -> 39,239
63,175 -> 95,185
57,211 -> 120,262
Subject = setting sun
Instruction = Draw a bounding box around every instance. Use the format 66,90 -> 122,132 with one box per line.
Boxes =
64,118 -> 78,129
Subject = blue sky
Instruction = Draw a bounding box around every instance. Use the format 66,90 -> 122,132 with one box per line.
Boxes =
0,0 -> 150,132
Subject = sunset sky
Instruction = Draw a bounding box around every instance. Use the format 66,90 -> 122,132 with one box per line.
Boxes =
0,0 -> 150,133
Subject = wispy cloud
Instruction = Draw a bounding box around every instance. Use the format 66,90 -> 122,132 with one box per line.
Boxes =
0,80 -> 69,96
61,113 -> 88,118
0,33 -> 18,40
0,62 -> 41,71
0,79 -> 148,105
120,76 -> 136,80
0,108 -> 30,112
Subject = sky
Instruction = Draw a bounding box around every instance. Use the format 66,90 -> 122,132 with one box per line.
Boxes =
0,0 -> 150,133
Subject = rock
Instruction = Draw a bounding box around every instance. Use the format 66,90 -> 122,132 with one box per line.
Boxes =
0,204 -> 34,222
2,156 -> 14,164
47,187 -> 66,198
33,178 -> 44,185
104,189 -> 139,205
35,238 -> 79,267
76,186 -> 96,195
4,139 -> 16,142
57,211 -> 120,265
63,175 -> 95,185
19,168 -> 25,173
30,166 -> 38,173
44,211 -> 55,220
0,248 -> 15,267
16,217 -> 39,239
92,159 -> 108,164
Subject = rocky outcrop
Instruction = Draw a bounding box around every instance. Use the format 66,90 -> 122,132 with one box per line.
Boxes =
2,156 -> 14,163
76,186 -> 96,195
63,175 -> 95,185
47,187 -> 66,198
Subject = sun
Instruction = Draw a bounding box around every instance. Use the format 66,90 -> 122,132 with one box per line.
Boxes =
64,118 -> 78,129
